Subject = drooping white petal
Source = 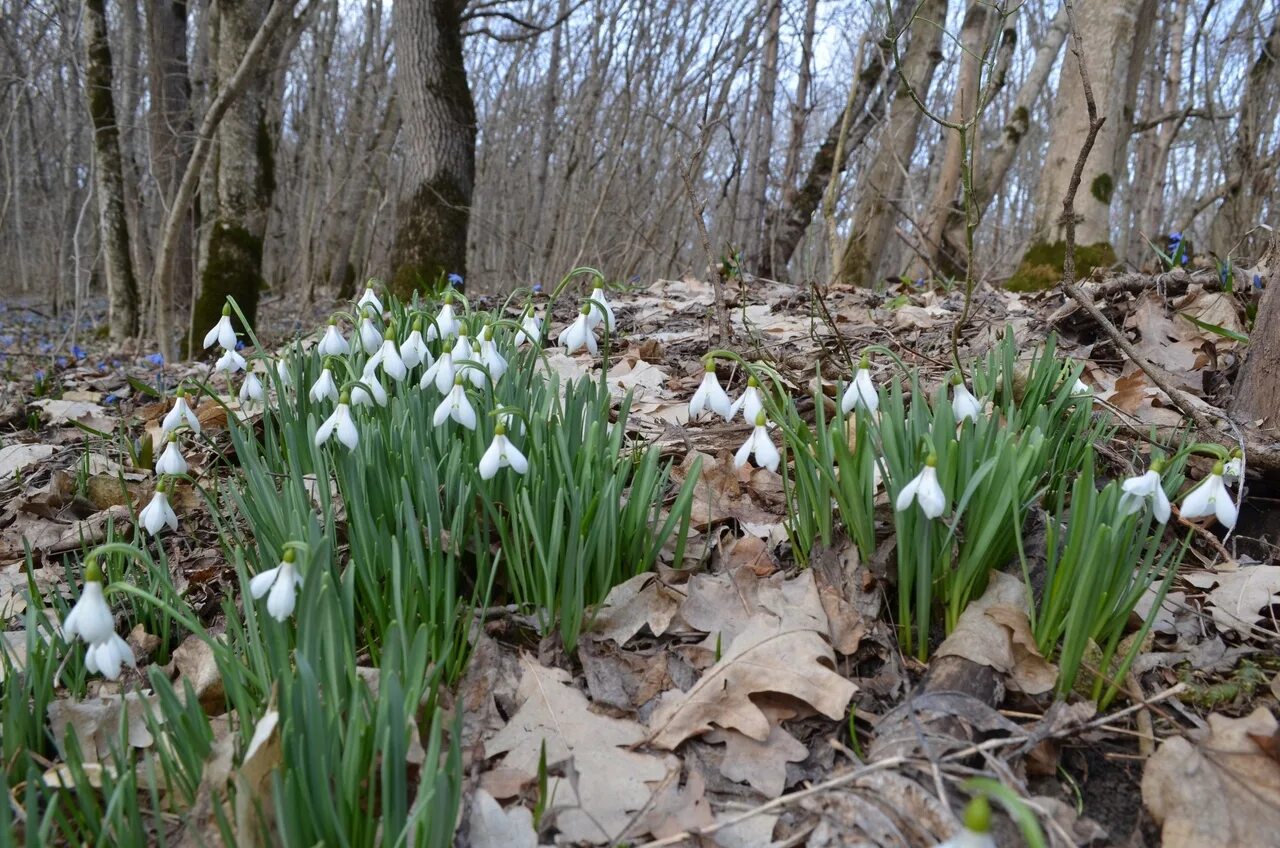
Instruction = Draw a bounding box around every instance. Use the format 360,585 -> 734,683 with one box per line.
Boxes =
478,441 -> 502,479
85,634 -> 136,681
421,352 -> 455,393
379,339 -> 406,381
1180,473 -> 1236,528
318,324 -> 349,357
730,386 -> 764,423
1223,457 -> 1242,484
515,314 -> 542,347
203,314 -> 237,351
139,490 -> 178,535
1152,485 -> 1171,524
479,338 -> 507,384
63,582 -> 114,645
309,368 -> 339,403
155,441 -> 187,476
952,383 -> 982,423
401,330 -> 429,368
427,303 -> 459,341
249,566 -> 282,599
358,318 -> 382,355
896,466 -> 945,518
276,359 -> 293,390
357,287 -> 383,315
215,349 -> 247,374
239,373 -> 265,405
334,405 -> 359,449
560,314 -> 597,354
265,562 -> 301,621
451,334 -> 474,363
842,368 -> 879,415
585,286 -> 616,331
752,427 -> 781,471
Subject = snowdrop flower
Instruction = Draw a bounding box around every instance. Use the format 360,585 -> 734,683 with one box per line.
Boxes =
515,309 -> 542,347
155,433 -> 187,477
477,325 -> 507,385
215,348 -> 246,374
356,284 -> 383,315
249,548 -> 304,622
479,421 -> 528,479
309,366 -> 339,403
421,350 -> 455,393
1179,461 -> 1237,529
585,284 -> 616,332
350,360 -> 387,407
433,376 -> 477,429
427,295 -> 460,341
161,392 -> 201,438
559,306 -> 598,355
315,393 -> 359,449
935,797 -> 995,848
951,376 -> 982,423
401,319 -> 431,369
730,376 -> 764,424
358,316 -> 382,355
451,323 -> 475,363
1223,451 -> 1243,486
1071,377 -> 1092,396
275,358 -> 293,391
734,412 -> 781,472
202,304 -> 237,351
139,479 -> 179,535
1119,460 -> 1170,523
239,372 -> 265,407
63,562 -> 136,681
689,361 -> 733,420
841,354 -> 879,415
317,318 -> 350,357
377,329 -> 407,381
895,454 -> 946,519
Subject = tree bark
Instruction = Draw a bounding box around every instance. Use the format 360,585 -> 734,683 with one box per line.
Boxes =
1030,0 -> 1143,247
1229,232 -> 1280,428
837,0 -> 948,286
390,0 -> 476,297
742,0 -> 780,261
84,0 -> 141,339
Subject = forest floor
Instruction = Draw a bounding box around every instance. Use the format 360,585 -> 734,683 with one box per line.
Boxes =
2,268 -> 1278,847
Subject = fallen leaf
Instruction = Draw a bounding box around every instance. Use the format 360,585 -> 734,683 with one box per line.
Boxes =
0,443 -> 56,478
468,789 -> 538,848
30,398 -> 118,432
1185,566 -> 1280,637
934,572 -> 1056,695
592,572 -> 682,645
234,709 -> 281,846
630,768 -> 716,839
705,704 -> 808,797
647,616 -> 856,750
47,692 -> 157,762
484,656 -> 676,844
174,635 -> 226,713
1142,708 -> 1280,847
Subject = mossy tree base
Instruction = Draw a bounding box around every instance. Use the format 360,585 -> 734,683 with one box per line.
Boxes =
1007,240 -> 1117,292
189,221 -> 264,356
390,177 -> 469,300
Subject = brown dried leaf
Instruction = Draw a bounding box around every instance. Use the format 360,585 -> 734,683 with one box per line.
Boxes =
174,635 -> 225,713
591,572 -> 682,645
934,572 -> 1056,694
47,692 -> 157,762
467,789 -> 538,848
0,443 -> 56,478
1142,708 -> 1280,848
704,704 -> 808,797
234,709 -> 281,846
1185,565 -> 1280,637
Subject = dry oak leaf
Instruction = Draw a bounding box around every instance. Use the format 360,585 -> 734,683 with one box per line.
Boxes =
1142,707 -> 1280,848
483,655 -> 676,844
1185,565 -> 1280,637
591,572 -> 682,645
934,571 -> 1056,695
705,704 -> 808,797
646,617 -> 857,750
467,789 -> 538,848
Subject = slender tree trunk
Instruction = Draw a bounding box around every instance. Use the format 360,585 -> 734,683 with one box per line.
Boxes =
1229,232 -> 1280,425
84,0 -> 140,339
838,0 -> 948,286
1111,0 -> 1157,262
390,0 -> 475,297
743,0 -> 780,265
1136,0 -> 1188,256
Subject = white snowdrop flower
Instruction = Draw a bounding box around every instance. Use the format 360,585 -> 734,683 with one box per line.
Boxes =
155,433 -> 187,477
401,321 -> 431,369
515,311 -> 542,347
239,372 -> 265,407
202,305 -> 238,351
935,797 -> 996,848
1223,454 -> 1243,485
450,326 -> 475,364
215,348 -> 247,374
427,297 -> 460,341
733,412 -> 781,472
559,306 -> 598,355
315,395 -> 359,450
350,360 -> 387,407
64,563 -> 136,681
689,361 -> 733,421
730,377 -> 765,424
275,358 -> 293,391
1179,462 -> 1237,529
951,378 -> 982,423
421,351 -> 456,393
356,285 -> 383,315
249,548 -> 304,622
358,316 -> 382,355
309,367 -> 339,404
1119,462 -> 1171,524
477,326 -> 507,385
161,392 -> 201,438
479,422 -> 528,479
378,331 -> 406,381
317,318 -> 350,357
139,480 -> 179,535
895,455 -> 946,519
1071,377 -> 1092,396
584,284 -> 616,332
433,377 -> 477,430
841,355 -> 879,415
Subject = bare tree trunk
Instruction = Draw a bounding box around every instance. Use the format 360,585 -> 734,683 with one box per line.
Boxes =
838,0 -> 948,286
529,0 -> 567,281
1229,232 -> 1280,425
390,0 -> 475,297
84,0 -> 140,339
1111,0 -> 1157,263
742,0 -> 780,260
1208,14 -> 1280,258
1030,0 -> 1143,247
775,0 -> 818,244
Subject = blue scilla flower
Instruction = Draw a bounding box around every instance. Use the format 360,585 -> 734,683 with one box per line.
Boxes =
1168,231 -> 1182,243
532,282 -> 543,293
234,339 -> 246,351
447,272 -> 463,286
56,356 -> 67,368
104,393 -> 120,405
38,340 -> 52,353
1254,274 -> 1264,290
35,369 -> 45,381
72,344 -> 86,359
146,352 -> 164,366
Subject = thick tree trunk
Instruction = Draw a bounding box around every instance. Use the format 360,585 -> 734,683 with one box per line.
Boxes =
837,0 -> 948,286
84,0 -> 140,339
1030,0 -> 1143,247
742,0 -> 780,260
1208,16 -> 1280,258
390,0 -> 475,297
1229,232 -> 1280,427
147,0 -> 194,337
189,0 -> 276,350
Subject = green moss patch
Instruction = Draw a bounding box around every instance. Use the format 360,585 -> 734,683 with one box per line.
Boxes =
1007,240 -> 1117,292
